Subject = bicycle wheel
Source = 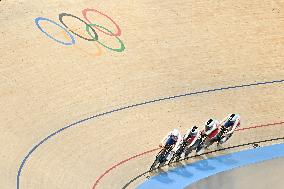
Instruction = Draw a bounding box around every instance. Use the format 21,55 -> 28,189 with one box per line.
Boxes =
150,159 -> 159,171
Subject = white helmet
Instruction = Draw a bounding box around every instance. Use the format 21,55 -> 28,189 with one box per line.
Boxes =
171,129 -> 179,137
228,114 -> 237,122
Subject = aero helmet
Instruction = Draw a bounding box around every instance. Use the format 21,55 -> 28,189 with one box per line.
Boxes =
205,119 -> 214,130
190,126 -> 198,136
228,114 -> 236,122
172,129 -> 179,137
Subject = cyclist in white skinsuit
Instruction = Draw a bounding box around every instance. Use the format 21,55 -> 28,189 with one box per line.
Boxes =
204,119 -> 220,136
182,126 -> 202,156
159,129 -> 182,160
183,126 -> 201,148
199,119 -> 220,148
219,113 -> 241,143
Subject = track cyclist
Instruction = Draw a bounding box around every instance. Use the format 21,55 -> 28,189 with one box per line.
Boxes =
198,118 -> 221,149
218,113 -> 241,144
159,128 -> 182,161
182,126 -> 203,156
203,118 -> 220,137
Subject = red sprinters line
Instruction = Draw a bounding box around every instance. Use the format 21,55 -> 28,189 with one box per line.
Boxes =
92,148 -> 160,189
236,121 -> 284,131
92,121 -> 284,189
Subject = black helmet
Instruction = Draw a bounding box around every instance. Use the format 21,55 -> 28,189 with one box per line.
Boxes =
190,126 -> 198,136
228,114 -> 236,122
205,119 -> 214,130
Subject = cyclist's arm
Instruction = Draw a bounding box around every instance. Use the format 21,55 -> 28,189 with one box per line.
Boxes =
220,115 -> 229,126
173,135 -> 182,151
183,130 -> 191,140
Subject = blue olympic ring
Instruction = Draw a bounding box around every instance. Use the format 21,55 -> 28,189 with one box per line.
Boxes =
34,17 -> 76,46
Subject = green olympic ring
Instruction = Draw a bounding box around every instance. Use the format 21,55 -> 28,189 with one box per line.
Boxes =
86,24 -> 125,53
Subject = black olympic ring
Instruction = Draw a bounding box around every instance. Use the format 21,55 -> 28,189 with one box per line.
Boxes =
58,12 -> 98,41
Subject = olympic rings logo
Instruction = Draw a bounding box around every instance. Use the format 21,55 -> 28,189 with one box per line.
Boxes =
34,8 -> 125,56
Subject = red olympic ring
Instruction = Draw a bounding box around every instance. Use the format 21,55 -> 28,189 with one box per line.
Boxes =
82,8 -> 121,37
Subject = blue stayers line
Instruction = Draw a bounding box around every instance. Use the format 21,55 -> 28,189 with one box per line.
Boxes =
16,79 -> 284,189
136,143 -> 284,189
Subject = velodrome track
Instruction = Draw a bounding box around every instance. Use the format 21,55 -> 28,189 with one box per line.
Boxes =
1,0 -> 284,189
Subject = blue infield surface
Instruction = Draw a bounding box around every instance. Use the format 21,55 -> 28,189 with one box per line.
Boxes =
136,143 -> 284,189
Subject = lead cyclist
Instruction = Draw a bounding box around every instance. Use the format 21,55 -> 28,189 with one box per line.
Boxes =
218,113 -> 241,144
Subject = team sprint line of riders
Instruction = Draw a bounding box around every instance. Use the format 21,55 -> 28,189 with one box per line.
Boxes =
150,113 -> 241,171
